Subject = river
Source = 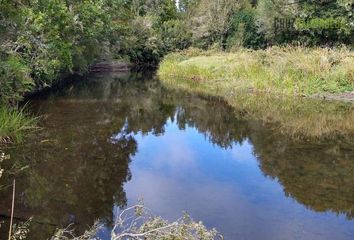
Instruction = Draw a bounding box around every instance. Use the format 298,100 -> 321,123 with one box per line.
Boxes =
0,70 -> 353,239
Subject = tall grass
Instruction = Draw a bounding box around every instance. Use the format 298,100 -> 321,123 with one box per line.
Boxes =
0,106 -> 37,143
159,47 -> 354,96
158,47 -> 354,138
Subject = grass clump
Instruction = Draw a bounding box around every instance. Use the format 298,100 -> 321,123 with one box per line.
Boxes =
158,47 -> 354,97
0,106 -> 37,143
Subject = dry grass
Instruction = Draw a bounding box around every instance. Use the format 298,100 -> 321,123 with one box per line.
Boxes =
159,47 -> 354,96
158,47 -> 354,138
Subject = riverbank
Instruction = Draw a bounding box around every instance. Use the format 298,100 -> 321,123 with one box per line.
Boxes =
0,61 -> 132,143
0,106 -> 37,144
158,47 -> 354,98
158,47 -> 354,138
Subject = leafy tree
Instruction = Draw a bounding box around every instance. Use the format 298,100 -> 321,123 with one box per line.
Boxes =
256,0 -> 299,45
226,7 -> 266,49
0,0 -> 353,105
295,0 -> 354,46
256,0 -> 354,46
186,0 -> 242,48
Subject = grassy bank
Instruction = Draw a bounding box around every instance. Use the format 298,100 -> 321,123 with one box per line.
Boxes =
158,47 -> 354,138
0,106 -> 37,143
159,47 -> 354,97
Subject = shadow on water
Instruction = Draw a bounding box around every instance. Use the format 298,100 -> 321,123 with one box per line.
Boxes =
0,70 -> 353,239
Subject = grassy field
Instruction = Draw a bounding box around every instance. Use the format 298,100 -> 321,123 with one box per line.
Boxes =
158,47 -> 354,97
158,47 -> 354,138
0,106 -> 37,143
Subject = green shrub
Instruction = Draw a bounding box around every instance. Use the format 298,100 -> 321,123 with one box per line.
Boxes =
226,8 -> 266,49
0,56 -> 34,106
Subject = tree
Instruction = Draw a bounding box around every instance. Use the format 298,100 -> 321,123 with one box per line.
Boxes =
187,0 -> 243,48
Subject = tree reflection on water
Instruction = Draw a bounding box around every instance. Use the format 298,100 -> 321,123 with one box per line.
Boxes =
0,71 -> 353,239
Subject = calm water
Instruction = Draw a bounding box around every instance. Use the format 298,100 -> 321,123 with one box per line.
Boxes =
1,71 -> 354,239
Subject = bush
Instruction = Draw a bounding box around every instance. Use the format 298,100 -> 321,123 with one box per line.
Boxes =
0,56 -> 34,106
226,8 -> 266,49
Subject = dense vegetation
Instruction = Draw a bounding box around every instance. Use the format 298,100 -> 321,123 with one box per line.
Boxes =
0,0 -> 183,140
158,47 -> 354,96
1,0 -> 353,105
0,0 -> 177,106
0,0 -> 353,140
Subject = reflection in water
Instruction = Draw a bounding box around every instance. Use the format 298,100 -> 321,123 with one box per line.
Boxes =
0,71 -> 353,239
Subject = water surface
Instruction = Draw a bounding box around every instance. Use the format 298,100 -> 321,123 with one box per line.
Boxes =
0,71 -> 354,239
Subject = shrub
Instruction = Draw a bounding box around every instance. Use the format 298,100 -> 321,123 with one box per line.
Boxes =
0,56 -> 34,106
226,8 -> 266,49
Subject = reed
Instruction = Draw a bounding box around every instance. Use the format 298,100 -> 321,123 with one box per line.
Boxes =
0,106 -> 37,143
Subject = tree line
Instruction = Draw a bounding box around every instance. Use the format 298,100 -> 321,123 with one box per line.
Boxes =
0,0 -> 353,105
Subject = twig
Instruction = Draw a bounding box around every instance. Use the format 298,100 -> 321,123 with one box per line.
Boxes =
8,179 -> 16,240
112,221 -> 180,240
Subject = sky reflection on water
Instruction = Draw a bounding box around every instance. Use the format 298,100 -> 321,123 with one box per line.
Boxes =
1,71 -> 353,240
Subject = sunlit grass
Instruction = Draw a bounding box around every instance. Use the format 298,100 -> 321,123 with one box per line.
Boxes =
159,47 -> 354,96
158,47 -> 354,138
0,106 -> 37,143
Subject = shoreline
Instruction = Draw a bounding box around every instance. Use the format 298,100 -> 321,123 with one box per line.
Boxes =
23,61 -> 132,100
1,61 -> 132,144
158,47 -> 354,104
158,49 -> 354,139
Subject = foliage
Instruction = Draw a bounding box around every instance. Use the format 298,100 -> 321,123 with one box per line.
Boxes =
0,56 -> 33,106
226,8 -> 266,49
52,204 -> 222,240
159,47 -> 354,97
10,219 -> 32,240
158,19 -> 193,53
185,0 -> 242,48
0,0 -> 353,143
295,0 -> 354,46
159,48 -> 354,138
256,0 -> 299,44
256,0 -> 354,46
0,106 -> 37,143
1,0 -> 353,105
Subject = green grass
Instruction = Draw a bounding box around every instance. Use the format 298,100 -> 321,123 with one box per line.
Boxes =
158,47 -> 354,138
0,106 -> 37,143
158,47 -> 354,96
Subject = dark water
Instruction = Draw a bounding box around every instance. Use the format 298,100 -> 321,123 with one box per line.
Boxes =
1,71 -> 354,239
